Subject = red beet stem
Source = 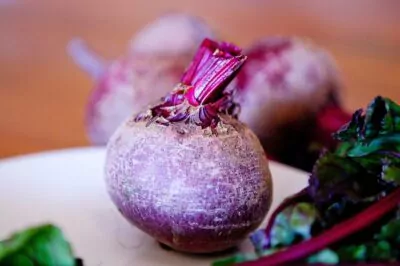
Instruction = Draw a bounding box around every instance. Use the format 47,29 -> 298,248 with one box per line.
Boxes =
67,38 -> 107,80
239,187 -> 400,266
263,188 -> 309,248
135,38 -> 246,128
181,38 -> 247,106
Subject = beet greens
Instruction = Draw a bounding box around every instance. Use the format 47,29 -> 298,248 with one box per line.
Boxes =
213,96 -> 400,265
0,224 -> 80,265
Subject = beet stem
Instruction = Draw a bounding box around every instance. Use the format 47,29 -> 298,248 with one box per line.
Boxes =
67,38 -> 107,80
181,38 -> 247,106
239,187 -> 400,266
135,38 -> 246,128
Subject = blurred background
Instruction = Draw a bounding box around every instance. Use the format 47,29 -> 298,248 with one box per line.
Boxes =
0,0 -> 400,158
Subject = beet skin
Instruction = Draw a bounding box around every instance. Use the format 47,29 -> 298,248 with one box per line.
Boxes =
105,115 -> 272,253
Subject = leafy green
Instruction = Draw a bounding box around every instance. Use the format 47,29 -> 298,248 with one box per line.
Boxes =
269,202 -> 316,247
335,244 -> 367,261
211,253 -> 258,266
335,96 -> 400,163
368,240 -> 392,261
382,163 -> 400,185
334,239 -> 398,263
308,151 -> 392,228
331,218 -> 400,263
307,249 -> 339,264
375,218 -> 400,244
335,96 -> 400,143
0,224 -> 77,266
212,96 -> 400,265
309,152 -> 381,203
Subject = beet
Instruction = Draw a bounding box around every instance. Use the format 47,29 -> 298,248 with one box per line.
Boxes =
234,36 -> 343,134
68,13 -> 214,145
104,38 -> 273,253
230,36 -> 348,170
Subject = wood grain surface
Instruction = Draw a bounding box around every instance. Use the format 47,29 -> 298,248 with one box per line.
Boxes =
1,0 -> 400,158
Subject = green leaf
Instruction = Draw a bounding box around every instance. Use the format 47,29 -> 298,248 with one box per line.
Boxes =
367,240 -> 393,261
309,152 -> 384,206
211,253 -> 258,266
363,96 -> 388,139
334,109 -> 363,142
382,164 -> 400,185
269,208 -> 295,247
336,244 -> 367,261
242,96 -> 400,265
344,134 -> 400,158
382,98 -> 400,133
0,224 -> 76,266
307,249 -> 339,264
259,248 -> 281,257
375,219 -> 400,244
269,203 -> 316,248
288,203 -> 317,240
334,240 -> 398,263
334,96 -> 400,150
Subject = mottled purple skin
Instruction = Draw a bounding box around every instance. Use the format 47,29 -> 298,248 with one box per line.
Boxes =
105,114 -> 273,253
85,55 -> 189,145
234,37 -> 342,138
230,36 -> 343,170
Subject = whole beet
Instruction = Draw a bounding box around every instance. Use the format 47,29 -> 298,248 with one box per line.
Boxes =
105,39 -> 273,253
68,13 -> 214,145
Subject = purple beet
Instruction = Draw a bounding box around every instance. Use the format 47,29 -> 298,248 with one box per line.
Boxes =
69,44 -> 189,145
68,13 -> 215,145
230,36 -> 349,170
104,38 -> 273,254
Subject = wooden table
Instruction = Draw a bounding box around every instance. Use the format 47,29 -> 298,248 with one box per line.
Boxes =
1,0 -> 400,158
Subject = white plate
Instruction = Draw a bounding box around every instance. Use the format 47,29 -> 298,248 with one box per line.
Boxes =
0,147 -> 308,266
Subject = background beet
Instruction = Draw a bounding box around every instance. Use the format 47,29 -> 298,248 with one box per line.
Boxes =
84,54 -> 189,145
231,36 -> 349,171
69,13 -> 215,145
